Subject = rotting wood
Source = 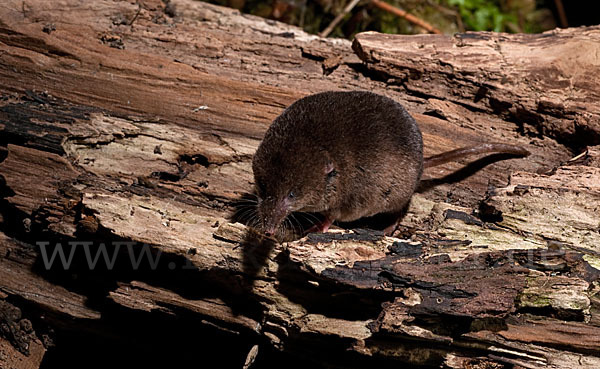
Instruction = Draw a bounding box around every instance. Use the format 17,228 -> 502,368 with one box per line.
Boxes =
352,29 -> 600,148
0,0 -> 599,368
0,336 -> 45,369
0,298 -> 46,368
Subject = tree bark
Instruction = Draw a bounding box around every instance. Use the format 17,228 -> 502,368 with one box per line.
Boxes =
1,0 -> 599,368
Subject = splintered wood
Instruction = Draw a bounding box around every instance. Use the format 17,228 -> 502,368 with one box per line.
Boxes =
1,0 -> 600,368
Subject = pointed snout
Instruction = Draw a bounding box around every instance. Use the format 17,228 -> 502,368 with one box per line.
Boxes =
259,197 -> 290,238
263,226 -> 277,237
262,212 -> 286,237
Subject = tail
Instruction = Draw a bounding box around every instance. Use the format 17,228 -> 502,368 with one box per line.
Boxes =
423,143 -> 530,169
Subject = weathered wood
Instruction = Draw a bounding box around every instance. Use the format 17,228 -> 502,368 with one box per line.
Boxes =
0,336 -> 45,369
0,299 -> 46,368
352,29 -> 600,148
1,0 -> 599,367
0,233 -> 101,321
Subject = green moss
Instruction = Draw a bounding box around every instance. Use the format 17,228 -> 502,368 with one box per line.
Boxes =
519,292 -> 551,308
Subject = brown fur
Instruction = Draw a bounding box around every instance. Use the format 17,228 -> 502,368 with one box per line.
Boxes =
252,91 -> 528,236
252,91 -> 422,234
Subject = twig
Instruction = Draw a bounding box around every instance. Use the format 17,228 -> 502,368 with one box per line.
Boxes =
554,0 -> 568,28
487,354 -> 544,369
371,0 -> 442,34
567,149 -> 588,163
129,0 -> 142,26
243,344 -> 259,369
319,0 -> 362,38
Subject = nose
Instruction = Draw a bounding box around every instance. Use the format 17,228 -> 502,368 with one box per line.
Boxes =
264,225 -> 277,237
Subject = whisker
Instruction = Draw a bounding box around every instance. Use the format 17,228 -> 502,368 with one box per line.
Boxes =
296,211 -> 321,222
247,211 -> 261,229
233,200 -> 258,208
295,212 -> 320,228
236,212 -> 252,225
235,207 -> 257,225
250,216 -> 260,229
233,205 -> 254,212
280,218 -> 290,239
235,207 -> 253,219
289,213 -> 303,234
285,216 -> 297,234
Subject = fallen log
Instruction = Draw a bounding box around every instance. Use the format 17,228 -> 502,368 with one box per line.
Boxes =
1,0 -> 599,368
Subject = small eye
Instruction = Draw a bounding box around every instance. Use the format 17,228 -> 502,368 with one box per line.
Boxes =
327,169 -> 338,179
288,191 -> 295,199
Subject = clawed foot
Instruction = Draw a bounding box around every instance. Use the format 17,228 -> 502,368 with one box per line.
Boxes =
383,220 -> 399,236
305,216 -> 334,234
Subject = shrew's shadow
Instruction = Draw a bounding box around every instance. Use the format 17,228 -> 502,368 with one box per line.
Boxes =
230,193 -> 286,284
239,231 -> 277,284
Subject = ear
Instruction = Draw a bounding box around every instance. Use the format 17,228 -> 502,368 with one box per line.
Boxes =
325,161 -> 335,175
320,149 -> 335,175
